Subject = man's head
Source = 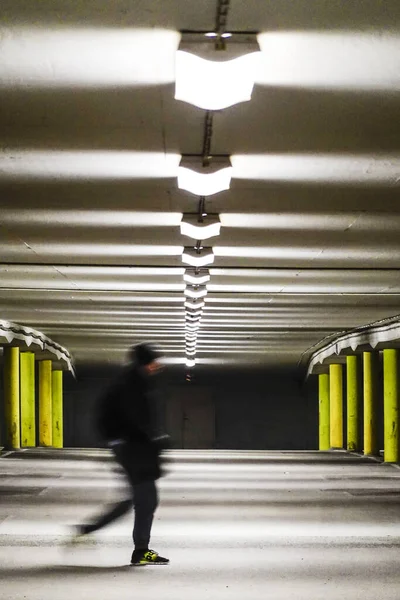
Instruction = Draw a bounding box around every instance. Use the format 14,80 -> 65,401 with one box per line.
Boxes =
129,343 -> 163,375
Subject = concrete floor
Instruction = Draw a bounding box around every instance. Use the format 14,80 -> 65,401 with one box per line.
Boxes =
1,449 -> 400,599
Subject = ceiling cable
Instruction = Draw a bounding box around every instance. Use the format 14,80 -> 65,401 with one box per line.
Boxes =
215,0 -> 231,49
202,111 -> 214,166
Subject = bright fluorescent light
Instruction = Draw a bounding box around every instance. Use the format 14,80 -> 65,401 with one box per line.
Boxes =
185,300 -> 205,310
185,309 -> 203,317
175,33 -> 260,110
185,335 -> 198,342
178,157 -> 232,196
184,269 -> 210,285
186,318 -> 201,325
186,349 -> 197,356
186,323 -> 200,331
186,358 -> 196,368
182,247 -> 214,267
186,312 -> 202,320
180,214 -> 221,240
184,285 -> 208,299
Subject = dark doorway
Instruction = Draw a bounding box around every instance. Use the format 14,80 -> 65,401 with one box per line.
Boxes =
166,390 -> 215,449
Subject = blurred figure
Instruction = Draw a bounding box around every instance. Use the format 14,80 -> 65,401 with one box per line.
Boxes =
70,343 -> 170,566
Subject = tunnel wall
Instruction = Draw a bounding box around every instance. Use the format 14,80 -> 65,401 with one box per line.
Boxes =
62,364 -> 319,450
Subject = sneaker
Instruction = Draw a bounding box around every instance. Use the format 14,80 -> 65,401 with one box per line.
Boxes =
130,549 -> 169,566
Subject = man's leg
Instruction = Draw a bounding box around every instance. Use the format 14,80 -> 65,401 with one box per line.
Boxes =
73,444 -> 134,537
80,498 -> 133,535
130,480 -> 169,565
132,479 -> 158,550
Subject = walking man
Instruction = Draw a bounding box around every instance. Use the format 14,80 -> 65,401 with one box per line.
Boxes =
71,343 -> 169,566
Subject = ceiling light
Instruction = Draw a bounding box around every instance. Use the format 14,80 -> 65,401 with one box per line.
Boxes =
185,335 -> 198,342
185,309 -> 203,318
184,285 -> 208,299
186,316 -> 201,324
186,310 -> 202,318
184,269 -> 210,285
178,156 -> 232,196
182,247 -> 214,267
185,300 -> 205,310
175,32 -> 260,110
180,214 -> 221,240
186,320 -> 200,328
186,358 -> 196,368
186,349 -> 197,356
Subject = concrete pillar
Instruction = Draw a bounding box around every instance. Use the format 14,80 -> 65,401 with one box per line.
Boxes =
383,349 -> 398,463
39,360 -> 52,447
3,346 -> 20,449
346,355 -> 360,451
52,370 -> 63,448
318,373 -> 330,450
20,352 -> 36,447
329,363 -> 343,448
363,351 -> 379,456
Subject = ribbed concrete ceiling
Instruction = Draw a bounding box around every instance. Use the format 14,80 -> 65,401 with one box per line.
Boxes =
1,0 -> 400,368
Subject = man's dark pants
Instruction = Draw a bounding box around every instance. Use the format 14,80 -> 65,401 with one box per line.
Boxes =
83,442 -> 159,550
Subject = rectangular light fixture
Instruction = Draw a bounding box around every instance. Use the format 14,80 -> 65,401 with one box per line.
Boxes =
185,300 -> 205,310
182,247 -> 214,267
185,335 -> 198,341
180,214 -> 221,240
186,323 -> 200,331
184,285 -> 208,299
186,313 -> 202,321
184,269 -> 210,285
175,32 -> 261,110
186,309 -> 203,318
178,156 -> 232,197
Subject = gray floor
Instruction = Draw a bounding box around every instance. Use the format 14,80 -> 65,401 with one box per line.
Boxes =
1,449 -> 400,599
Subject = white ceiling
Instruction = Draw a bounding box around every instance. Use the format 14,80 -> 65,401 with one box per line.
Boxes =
1,0 -> 400,368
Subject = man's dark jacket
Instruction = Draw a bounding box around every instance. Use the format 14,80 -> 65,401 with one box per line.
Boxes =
97,365 -> 161,484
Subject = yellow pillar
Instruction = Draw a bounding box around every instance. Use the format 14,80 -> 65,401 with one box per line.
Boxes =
383,349 -> 398,463
363,352 -> 378,456
330,363 -> 343,448
20,352 -> 36,447
39,360 -> 52,447
346,355 -> 359,451
3,346 -> 20,449
318,373 -> 330,450
52,370 -> 63,448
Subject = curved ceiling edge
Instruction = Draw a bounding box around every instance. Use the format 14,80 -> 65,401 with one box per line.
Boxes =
0,319 -> 74,373
301,313 -> 400,378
